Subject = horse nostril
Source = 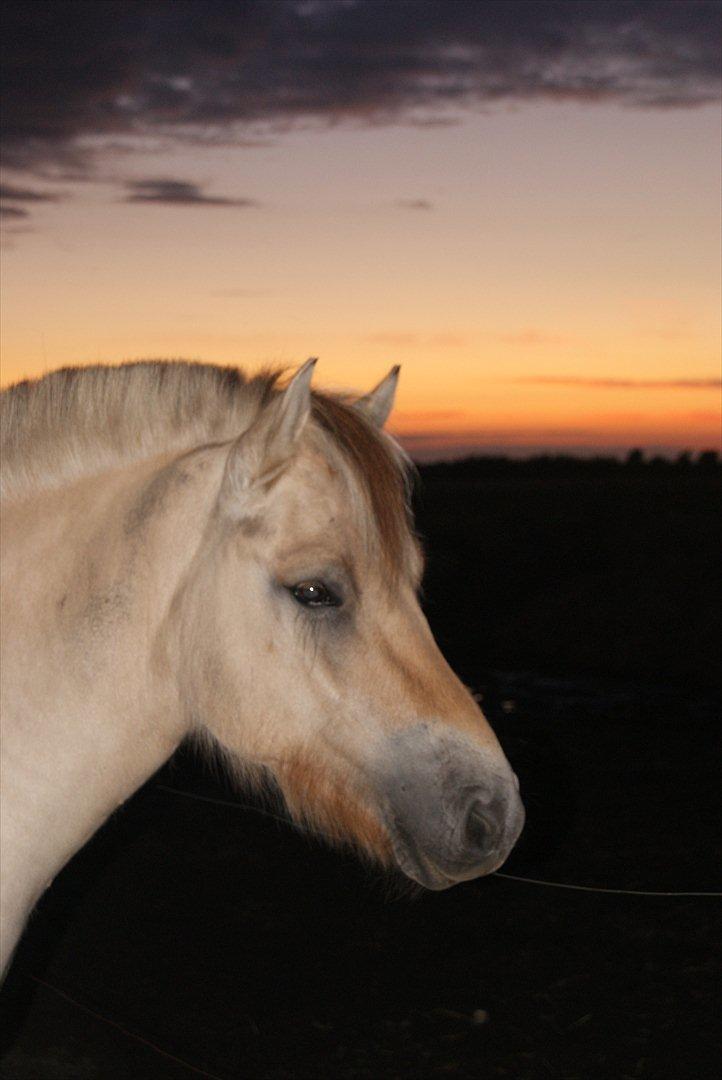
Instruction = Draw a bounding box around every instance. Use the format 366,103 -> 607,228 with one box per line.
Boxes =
465,800 -> 493,855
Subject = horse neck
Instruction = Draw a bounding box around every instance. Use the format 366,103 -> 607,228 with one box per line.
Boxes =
0,443 -> 224,951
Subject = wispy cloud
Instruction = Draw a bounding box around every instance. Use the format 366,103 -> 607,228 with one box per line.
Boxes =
0,182 -> 64,223
396,416 -> 721,460
400,428 -> 604,443
0,183 -> 62,202
3,1 -> 720,173
516,376 -> 721,389
123,179 -> 259,208
0,205 -> 29,219
393,410 -> 468,426
395,199 -> 434,211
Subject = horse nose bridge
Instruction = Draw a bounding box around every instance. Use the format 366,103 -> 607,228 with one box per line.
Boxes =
377,619 -> 490,730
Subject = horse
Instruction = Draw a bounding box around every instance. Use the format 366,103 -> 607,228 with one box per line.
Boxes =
0,358 -> 524,975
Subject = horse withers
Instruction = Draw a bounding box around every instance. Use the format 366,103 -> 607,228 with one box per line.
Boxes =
0,359 -> 524,974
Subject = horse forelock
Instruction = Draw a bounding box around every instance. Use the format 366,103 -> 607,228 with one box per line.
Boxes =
309,391 -> 419,584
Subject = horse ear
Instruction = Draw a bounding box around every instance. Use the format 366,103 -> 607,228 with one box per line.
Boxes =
355,365 -> 400,428
221,358 -> 316,504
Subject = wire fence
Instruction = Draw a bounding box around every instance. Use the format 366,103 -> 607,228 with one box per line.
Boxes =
10,781 -> 718,1080
155,783 -> 722,898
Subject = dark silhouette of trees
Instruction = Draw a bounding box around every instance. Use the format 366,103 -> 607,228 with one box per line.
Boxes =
417,449 -> 721,478
697,450 -> 720,471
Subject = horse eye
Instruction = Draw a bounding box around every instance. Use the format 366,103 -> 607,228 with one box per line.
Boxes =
290,581 -> 341,608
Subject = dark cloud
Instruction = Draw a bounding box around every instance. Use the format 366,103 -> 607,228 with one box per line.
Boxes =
0,183 -> 62,202
0,205 -> 29,219
123,179 -> 259,207
517,376 -> 721,389
0,182 -> 64,221
2,1 -> 719,173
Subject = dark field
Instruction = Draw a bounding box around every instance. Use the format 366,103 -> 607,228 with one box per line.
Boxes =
2,473 -> 720,1080
414,471 -> 721,691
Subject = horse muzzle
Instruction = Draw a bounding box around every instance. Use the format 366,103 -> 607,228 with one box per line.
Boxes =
376,723 -> 525,890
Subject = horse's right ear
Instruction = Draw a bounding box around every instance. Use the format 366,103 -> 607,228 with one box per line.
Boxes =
220,359 -> 316,510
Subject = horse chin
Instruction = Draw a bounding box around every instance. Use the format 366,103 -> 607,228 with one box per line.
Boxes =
386,824 -> 458,891
387,821 -> 508,891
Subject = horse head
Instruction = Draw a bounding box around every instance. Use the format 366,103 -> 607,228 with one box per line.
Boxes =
180,361 -> 524,889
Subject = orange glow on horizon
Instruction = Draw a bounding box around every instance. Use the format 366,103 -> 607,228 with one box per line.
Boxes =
1,104 -> 719,458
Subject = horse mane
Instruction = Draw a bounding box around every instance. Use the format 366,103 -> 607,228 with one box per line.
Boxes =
1,362 -> 271,498
0,360 -> 416,571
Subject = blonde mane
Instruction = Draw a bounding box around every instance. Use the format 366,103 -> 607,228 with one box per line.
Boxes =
1,360 -> 415,568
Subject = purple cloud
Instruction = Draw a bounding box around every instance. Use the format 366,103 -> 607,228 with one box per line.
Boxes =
123,179 -> 259,207
3,2 -> 720,174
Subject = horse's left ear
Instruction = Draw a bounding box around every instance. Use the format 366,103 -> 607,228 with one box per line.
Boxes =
221,358 -> 316,506
354,366 -> 400,428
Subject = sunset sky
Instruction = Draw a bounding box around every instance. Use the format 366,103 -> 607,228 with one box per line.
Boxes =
2,1 -> 720,459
